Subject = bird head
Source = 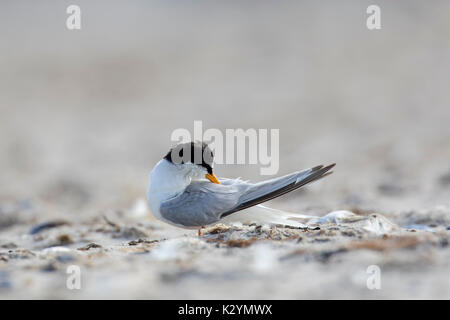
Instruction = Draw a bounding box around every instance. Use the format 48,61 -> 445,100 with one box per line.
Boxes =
163,141 -> 220,184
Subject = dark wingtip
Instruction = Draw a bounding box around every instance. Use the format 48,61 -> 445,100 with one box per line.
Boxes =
220,162 -> 336,219
317,163 -> 335,177
311,163 -> 335,172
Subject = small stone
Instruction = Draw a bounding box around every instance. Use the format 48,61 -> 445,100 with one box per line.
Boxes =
29,220 -> 69,235
56,234 -> 73,245
41,262 -> 58,272
0,242 -> 18,249
77,243 -> 102,251
56,255 -> 76,263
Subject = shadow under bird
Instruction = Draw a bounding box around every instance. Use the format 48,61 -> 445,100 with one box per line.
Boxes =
146,141 -> 335,231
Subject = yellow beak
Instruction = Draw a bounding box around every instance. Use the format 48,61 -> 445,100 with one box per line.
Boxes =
205,173 -> 220,184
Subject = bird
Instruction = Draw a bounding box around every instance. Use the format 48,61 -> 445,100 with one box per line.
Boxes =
146,141 -> 335,233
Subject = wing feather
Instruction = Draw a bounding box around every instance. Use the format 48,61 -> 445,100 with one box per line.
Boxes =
159,182 -> 244,227
159,164 -> 335,227
220,163 -> 335,218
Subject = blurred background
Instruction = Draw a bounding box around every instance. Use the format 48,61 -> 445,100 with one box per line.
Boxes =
1,0 -> 450,219
0,0 -> 450,299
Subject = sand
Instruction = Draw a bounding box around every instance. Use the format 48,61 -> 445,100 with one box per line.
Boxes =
0,1 -> 449,299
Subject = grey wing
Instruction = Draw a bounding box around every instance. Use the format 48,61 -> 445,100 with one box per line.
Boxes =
159,181 -> 245,227
220,163 -> 335,218
160,164 -> 335,227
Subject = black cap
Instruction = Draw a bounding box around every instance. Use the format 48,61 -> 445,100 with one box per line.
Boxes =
164,141 -> 214,174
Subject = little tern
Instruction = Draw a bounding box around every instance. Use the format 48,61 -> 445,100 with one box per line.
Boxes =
147,141 -> 335,231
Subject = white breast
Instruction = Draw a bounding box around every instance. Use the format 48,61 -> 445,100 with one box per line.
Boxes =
146,159 -> 191,221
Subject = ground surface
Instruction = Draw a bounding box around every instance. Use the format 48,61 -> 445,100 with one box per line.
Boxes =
1,1 -> 450,299
0,209 -> 449,299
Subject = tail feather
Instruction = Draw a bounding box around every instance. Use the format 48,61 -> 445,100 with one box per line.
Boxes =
221,205 -> 314,228
220,163 -> 335,218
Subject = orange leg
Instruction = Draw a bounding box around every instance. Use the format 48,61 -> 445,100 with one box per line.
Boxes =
198,226 -> 205,237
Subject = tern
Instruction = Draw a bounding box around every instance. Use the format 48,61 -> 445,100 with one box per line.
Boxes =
146,141 -> 335,232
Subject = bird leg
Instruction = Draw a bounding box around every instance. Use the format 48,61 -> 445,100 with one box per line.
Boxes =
198,226 -> 205,237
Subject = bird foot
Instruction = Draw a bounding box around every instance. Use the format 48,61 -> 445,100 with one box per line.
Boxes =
198,226 -> 205,237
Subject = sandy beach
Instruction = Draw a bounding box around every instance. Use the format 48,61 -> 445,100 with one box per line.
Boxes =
0,1 -> 449,299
